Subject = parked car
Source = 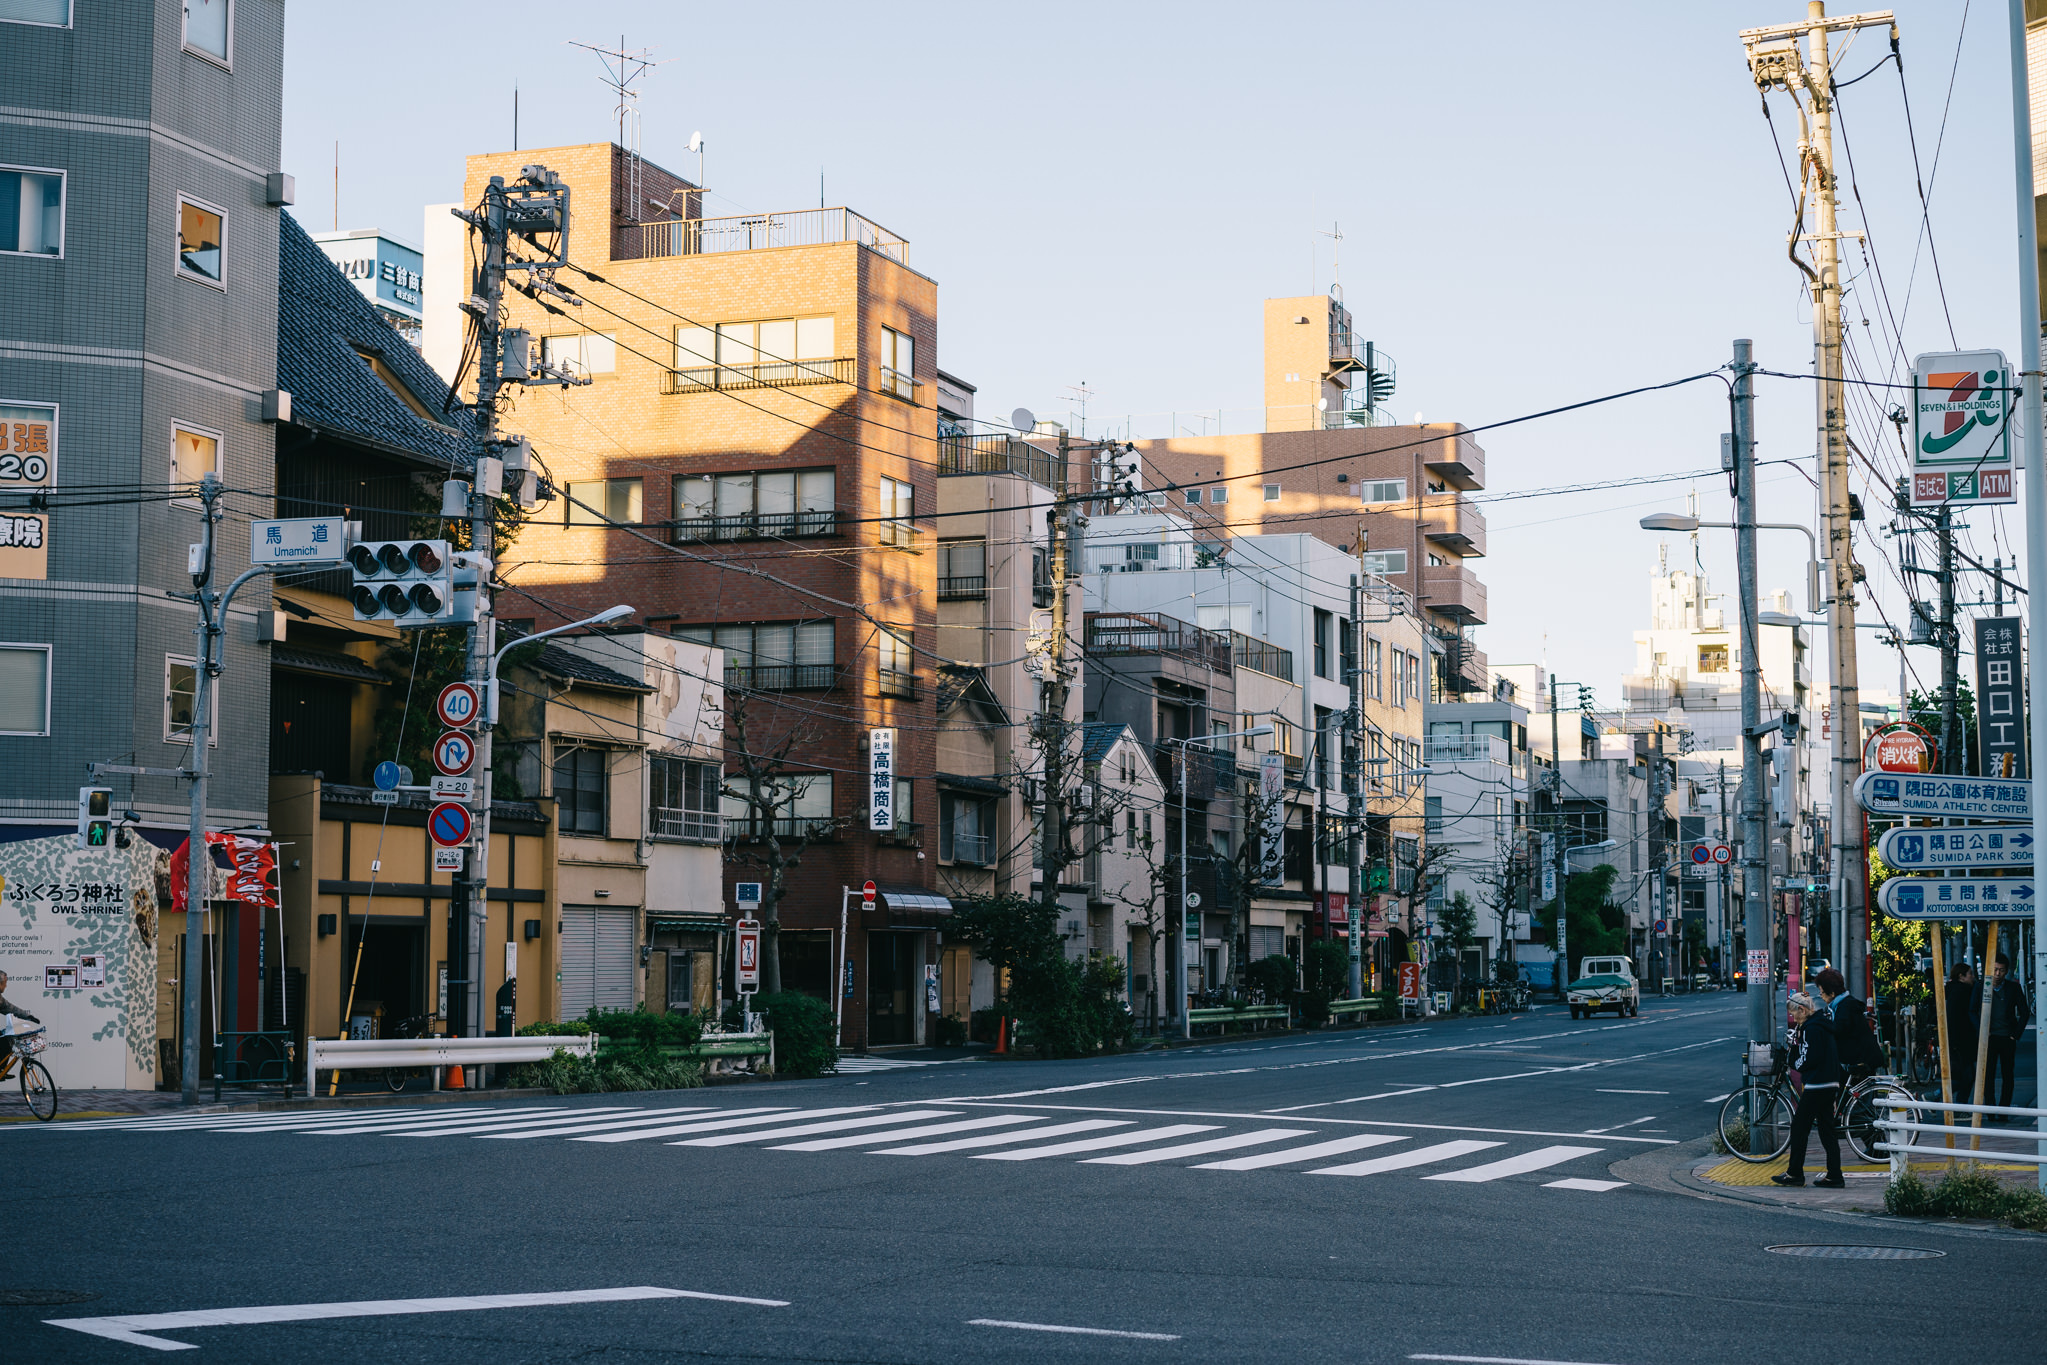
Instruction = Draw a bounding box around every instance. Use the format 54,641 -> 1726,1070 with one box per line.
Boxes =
1566,972 -> 1640,1019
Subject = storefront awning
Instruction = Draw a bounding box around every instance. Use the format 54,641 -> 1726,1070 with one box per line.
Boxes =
872,885 -> 954,926
649,916 -> 727,934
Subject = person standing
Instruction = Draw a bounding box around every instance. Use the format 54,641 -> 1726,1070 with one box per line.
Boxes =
1814,967 -> 1879,1080
1985,954 -> 2031,1116
1945,962 -> 1980,1101
1774,991 -> 1846,1189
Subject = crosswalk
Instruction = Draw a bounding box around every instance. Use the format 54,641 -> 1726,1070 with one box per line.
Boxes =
831,1054 -> 984,1073
18,1103 -> 1627,1191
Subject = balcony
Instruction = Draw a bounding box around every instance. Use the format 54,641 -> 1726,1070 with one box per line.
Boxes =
1085,612 -> 1231,672
1424,734 -> 1509,766
614,206 -> 909,266
1230,631 -> 1293,681
726,663 -> 836,692
1422,428 -> 1486,491
726,815 -> 841,842
938,432 -> 1064,487
1154,745 -> 1239,798
673,510 -> 839,544
1420,494 -> 1487,558
1421,563 -> 1488,625
937,575 -> 986,601
879,667 -> 917,699
947,831 -> 994,866
662,355 -> 854,394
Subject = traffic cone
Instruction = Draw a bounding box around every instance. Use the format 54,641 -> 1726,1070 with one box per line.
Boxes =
995,1015 -> 1007,1055
447,1064 -> 465,1089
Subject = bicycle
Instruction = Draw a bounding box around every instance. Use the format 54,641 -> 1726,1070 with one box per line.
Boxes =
383,1014 -> 435,1092
1717,1060 -> 1908,1165
0,1027 -> 58,1122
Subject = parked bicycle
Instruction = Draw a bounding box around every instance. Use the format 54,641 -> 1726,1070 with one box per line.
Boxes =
384,1014 -> 436,1092
0,1026 -> 58,1121
1717,1054 -> 1908,1164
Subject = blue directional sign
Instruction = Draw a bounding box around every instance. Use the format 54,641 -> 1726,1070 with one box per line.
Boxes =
1879,876 -> 2034,920
1877,826 -> 2033,870
373,760 -> 402,792
1855,772 -> 2030,821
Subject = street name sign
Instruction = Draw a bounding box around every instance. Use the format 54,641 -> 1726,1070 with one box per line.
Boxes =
1853,772 -> 2029,821
250,516 -> 348,566
1876,826 -> 2033,870
1879,876 -> 2034,920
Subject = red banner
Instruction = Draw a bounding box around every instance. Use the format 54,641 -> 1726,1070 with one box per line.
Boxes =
169,834 -> 278,914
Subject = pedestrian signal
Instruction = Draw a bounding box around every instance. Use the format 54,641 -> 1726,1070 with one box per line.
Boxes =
78,786 -> 112,849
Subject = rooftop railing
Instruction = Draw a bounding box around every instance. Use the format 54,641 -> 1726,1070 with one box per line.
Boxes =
615,207 -> 909,265
938,432 -> 1064,487
1085,612 -> 1231,672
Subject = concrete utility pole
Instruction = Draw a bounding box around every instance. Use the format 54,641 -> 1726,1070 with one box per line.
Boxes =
1732,338 -> 1774,1053
2003,0 -> 2047,1191
180,474 -> 221,1105
1550,673 -> 1568,983
1937,505 -> 1960,775
1040,428 -> 1080,968
1346,572 -> 1365,999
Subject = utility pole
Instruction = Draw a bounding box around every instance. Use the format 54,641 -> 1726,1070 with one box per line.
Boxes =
1718,758 -> 1731,976
180,474 -> 221,1104
1732,338 -> 1774,1053
1936,505 -> 1959,775
1549,673 -> 1568,983
1346,572 -> 1365,1000
1040,428 -> 1077,970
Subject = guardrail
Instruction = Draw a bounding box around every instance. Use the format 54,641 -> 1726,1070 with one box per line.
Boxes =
1187,1004 -> 1289,1034
1879,1097 -> 2047,1180
304,1033 -> 597,1098
1326,996 -> 1389,1022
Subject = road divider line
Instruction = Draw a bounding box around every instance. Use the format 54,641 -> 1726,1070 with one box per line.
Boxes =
1411,1355 -> 1627,1365
1545,1178 -> 1629,1192
970,1318 -> 1179,1341
1596,1089 -> 1669,1095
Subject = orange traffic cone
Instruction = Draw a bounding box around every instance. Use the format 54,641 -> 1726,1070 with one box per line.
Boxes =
447,1064 -> 465,1089
994,1016 -> 1007,1055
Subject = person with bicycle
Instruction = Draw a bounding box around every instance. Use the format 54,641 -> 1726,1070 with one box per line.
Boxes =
1813,967 -> 1880,1081
0,971 -> 41,1066
1773,991 -> 1846,1189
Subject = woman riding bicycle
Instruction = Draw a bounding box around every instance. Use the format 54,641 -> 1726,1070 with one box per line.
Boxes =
0,970 -> 42,1066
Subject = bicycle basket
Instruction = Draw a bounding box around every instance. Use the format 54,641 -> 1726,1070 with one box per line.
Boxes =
15,1031 -> 47,1057
1745,1041 -> 1785,1076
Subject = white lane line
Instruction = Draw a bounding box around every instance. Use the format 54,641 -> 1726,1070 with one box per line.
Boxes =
485,1109 -> 797,1141
394,1109 -> 700,1138
1424,1145 -> 1604,1183
1270,1035 -> 1735,1113
1195,1132 -> 1408,1171
1081,1128 -> 1314,1166
975,1124 -> 1218,1161
1269,1086 -> 1437,1111
770,1114 -> 1041,1152
876,1120 -> 1133,1155
574,1107 -> 865,1143
1705,1093 -> 1732,1103
1595,1089 -> 1668,1095
299,1109 -> 590,1136
674,1111 -> 959,1147
1411,1355 -> 1627,1365
970,1318 -> 1178,1341
1545,1178 -> 1629,1192
946,1103 -> 1680,1146
205,1108 -> 555,1134
51,1108 -> 474,1133
1311,1140 -> 1502,1176
47,1286 -> 787,1351
1581,1116 -> 1656,1135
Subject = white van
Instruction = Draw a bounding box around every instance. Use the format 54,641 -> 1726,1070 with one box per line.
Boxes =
1568,955 -> 1640,1019
1578,955 -> 1636,982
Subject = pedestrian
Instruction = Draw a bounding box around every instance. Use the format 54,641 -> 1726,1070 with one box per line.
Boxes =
1773,991 -> 1846,1189
1813,967 -> 1880,1081
0,970 -> 39,1070
1945,962 -> 1980,1099
1985,954 -> 2031,1117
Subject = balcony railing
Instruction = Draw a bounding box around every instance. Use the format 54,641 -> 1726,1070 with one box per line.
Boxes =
673,510 -> 839,544
948,831 -> 993,866
726,663 -> 836,692
1085,612 -> 1231,672
615,207 -> 908,265
1230,631 -> 1293,681
652,807 -> 722,842
879,668 -> 917,699
1424,734 -> 1509,765
938,432 -> 1063,487
662,356 -> 854,394
726,815 -> 841,841
937,575 -> 986,601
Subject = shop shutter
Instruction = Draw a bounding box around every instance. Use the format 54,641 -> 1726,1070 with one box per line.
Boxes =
560,905 -> 637,1018
560,906 -> 596,1018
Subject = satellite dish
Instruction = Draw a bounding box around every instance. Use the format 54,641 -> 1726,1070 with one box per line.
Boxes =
1011,407 -> 1036,433
688,131 -> 704,153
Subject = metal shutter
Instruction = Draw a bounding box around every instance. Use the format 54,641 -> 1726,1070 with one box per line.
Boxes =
560,906 -> 596,1019
592,906 -> 636,1012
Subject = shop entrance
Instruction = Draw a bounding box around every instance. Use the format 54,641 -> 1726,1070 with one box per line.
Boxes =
866,932 -> 918,1045
341,920 -> 425,1037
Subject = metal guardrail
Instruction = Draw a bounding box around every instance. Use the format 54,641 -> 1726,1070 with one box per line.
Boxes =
617,207 -> 908,264
1085,612 -> 1232,672
662,356 -> 855,394
937,433 -> 1062,486
1230,631 -> 1293,680
1879,1097 -> 2047,1180
303,1033 -> 597,1098
1326,996 -> 1389,1019
672,510 -> 840,543
937,575 -> 986,600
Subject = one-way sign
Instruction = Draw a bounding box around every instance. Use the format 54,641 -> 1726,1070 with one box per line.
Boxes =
1877,826 -> 2034,870
1855,772 -> 2030,821
1879,876 -> 2035,920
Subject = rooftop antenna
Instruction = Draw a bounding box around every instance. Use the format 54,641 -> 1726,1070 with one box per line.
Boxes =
1319,221 -> 1343,299
1065,382 -> 1096,438
568,37 -> 670,221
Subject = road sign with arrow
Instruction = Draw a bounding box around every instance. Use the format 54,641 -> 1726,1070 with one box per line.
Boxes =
1855,772 -> 2029,821
1877,826 -> 2033,870
1878,876 -> 2034,920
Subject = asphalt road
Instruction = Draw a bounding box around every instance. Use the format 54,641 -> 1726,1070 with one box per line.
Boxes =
10,993 -> 2044,1363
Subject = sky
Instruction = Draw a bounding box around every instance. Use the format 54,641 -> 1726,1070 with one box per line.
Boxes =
282,1 -> 2028,705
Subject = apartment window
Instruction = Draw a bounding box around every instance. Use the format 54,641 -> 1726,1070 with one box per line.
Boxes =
1314,706 -> 1334,789
541,332 -> 616,377
553,746 -> 608,835
937,540 -> 986,599
940,793 -> 994,865
0,643 -> 50,735
1240,714 -> 1258,750
1,2 -> 72,27
672,315 -> 838,389
1360,479 -> 1406,503
1338,618 -> 1356,677
177,197 -> 225,285
565,477 -> 642,526
879,475 -> 914,546
1209,486 -> 1228,504
1365,637 -> 1383,700
674,468 -> 835,540
1119,748 -> 1136,784
1313,608 -> 1333,679
650,755 -> 721,841
1407,652 -> 1423,706
163,657 -> 218,745
1272,717 -> 1297,759
1392,650 -> 1408,707
1698,644 -> 1730,674
677,621 -> 834,690
879,625 -> 915,697
1360,550 -> 1407,578
1262,484 -> 1280,501
1126,809 -> 1137,851
880,325 -> 916,400
0,167 -> 62,257
171,424 -> 219,504
183,0 -> 229,62
725,772 -> 834,839
1183,488 -> 1202,505
1428,552 -> 1447,567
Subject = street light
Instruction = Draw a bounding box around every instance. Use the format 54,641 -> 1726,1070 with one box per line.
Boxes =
485,604 -> 634,724
1168,723 -> 1271,1040
1638,512 -> 1823,615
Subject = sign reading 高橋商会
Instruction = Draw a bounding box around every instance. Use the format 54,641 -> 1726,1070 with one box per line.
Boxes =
869,728 -> 896,831
1910,350 -> 2014,507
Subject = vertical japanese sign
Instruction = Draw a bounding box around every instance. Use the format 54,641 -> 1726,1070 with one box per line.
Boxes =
1258,751 -> 1285,885
1910,350 -> 2014,507
869,727 -> 896,830
1540,833 -> 1557,902
0,401 -> 56,580
1974,616 -> 2026,777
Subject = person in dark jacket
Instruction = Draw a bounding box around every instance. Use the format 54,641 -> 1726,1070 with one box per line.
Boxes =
1985,954 -> 2032,1115
1814,967 -> 1880,1078
1774,992 -> 1846,1188
1946,963 -> 1980,1099
0,970 -> 41,1067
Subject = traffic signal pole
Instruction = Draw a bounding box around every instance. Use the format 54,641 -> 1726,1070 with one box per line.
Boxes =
1732,339 -> 1774,1057
180,474 -> 221,1104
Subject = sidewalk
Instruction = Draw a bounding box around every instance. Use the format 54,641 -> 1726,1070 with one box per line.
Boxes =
1687,1130 -> 2043,1214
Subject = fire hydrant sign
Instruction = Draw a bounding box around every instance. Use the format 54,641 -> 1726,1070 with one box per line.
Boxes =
735,919 -> 761,992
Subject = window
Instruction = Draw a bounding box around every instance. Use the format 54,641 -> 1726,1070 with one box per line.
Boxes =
0,643 -> 50,735
674,468 -> 835,540
1272,717 -> 1297,759
1313,608 -> 1332,679
177,197 -> 225,285
1262,484 -> 1280,502
724,772 -> 834,839
163,656 -> 217,745
937,540 -> 985,599
1209,486 -> 1228,504
541,332 -> 616,377
1408,652 -> 1423,706
879,475 -> 914,546
1360,479 -> 1405,503
1428,552 -> 1447,567
677,621 -> 834,690
940,792 -> 994,865
672,315 -> 838,389
553,747 -> 607,835
0,167 -> 62,257
1,2 -> 72,27
1365,637 -> 1383,700
1183,488 -> 1202,505
1698,644 -> 1730,673
1339,617 -> 1356,677
183,0 -> 229,62
565,477 -> 642,526
1314,706 -> 1333,789
650,756 -> 721,841
880,325 -> 916,400
879,624 -> 915,697
1360,550 -> 1407,578
171,424 -> 219,504
1126,809 -> 1137,851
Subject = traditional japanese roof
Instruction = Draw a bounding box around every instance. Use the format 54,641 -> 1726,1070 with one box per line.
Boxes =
528,643 -> 651,694
937,663 -> 1005,724
1081,721 -> 1129,763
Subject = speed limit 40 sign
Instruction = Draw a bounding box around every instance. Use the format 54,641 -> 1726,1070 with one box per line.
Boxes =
436,681 -> 480,729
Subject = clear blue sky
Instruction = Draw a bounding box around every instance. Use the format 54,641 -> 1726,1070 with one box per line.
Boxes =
284,1 -> 2022,699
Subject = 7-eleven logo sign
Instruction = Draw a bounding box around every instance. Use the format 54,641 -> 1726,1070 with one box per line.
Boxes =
1913,351 -> 2010,468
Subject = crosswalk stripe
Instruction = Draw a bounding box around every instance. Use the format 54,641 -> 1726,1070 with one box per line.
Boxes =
974,1124 -> 1218,1161
1194,1132 -> 1408,1171
1423,1144 -> 1603,1183
770,1115 -> 1042,1152
874,1120 -> 1133,1155
1082,1128 -> 1315,1166
1544,1177 -> 1629,1192
1310,1140 -> 1502,1176
481,1109 -> 790,1141
391,1107 -> 715,1138
299,1108 -> 592,1136
51,1108 -> 466,1132
572,1107 -> 846,1143
674,1110 -> 960,1148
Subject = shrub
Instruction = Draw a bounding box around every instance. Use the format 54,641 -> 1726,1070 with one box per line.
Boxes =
1930,1167 -> 2006,1220
1011,953 -> 1132,1059
516,1019 -> 590,1037
517,1047 -> 703,1095
581,1008 -> 704,1049
1246,955 -> 1296,1008
1300,941 -> 1350,1025
1883,1172 -> 1931,1217
933,1013 -> 968,1048
757,991 -> 838,1078
1998,1186 -> 2047,1231
1885,1168 -> 2047,1230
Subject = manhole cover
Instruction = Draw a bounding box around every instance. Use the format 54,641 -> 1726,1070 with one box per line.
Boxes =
1766,1245 -> 1946,1261
0,1289 -> 101,1306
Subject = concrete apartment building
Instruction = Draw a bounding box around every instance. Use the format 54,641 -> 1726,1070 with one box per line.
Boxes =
1423,690 -> 1534,979
428,141 -> 946,1047
1,0 -> 289,840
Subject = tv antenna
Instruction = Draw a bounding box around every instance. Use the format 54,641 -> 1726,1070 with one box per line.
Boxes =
1319,221 -> 1343,297
568,37 -> 671,219
1064,382 -> 1096,438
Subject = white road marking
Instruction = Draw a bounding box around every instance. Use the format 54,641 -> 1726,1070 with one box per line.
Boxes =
1312,1140 -> 1502,1176
573,1107 -> 867,1143
970,1318 -> 1179,1341
1411,1355 -> 1627,1365
876,1120 -> 1132,1155
300,1109 -> 590,1136
769,1114 -> 1040,1151
393,1109 -> 704,1138
1705,1093 -> 1732,1103
1081,1128 -> 1314,1166
1269,1086 -> 1436,1110
975,1124 -> 1218,1161
674,1110 -> 959,1147
1195,1132 -> 1408,1170
1596,1089 -> 1668,1095
1581,1116 -> 1656,1135
483,1110 -> 795,1141
949,1103 -> 1678,1146
1544,1178 -> 1630,1192
1425,1145 -> 1604,1183
46,1286 -> 786,1351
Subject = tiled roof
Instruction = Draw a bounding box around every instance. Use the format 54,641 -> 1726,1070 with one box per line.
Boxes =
277,212 -> 470,470
1081,721 -> 1128,763
530,643 -> 651,693
937,663 -> 1004,722
271,645 -> 389,685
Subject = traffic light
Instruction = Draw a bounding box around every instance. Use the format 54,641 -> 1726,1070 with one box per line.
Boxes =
348,539 -> 454,626
78,786 -> 111,849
